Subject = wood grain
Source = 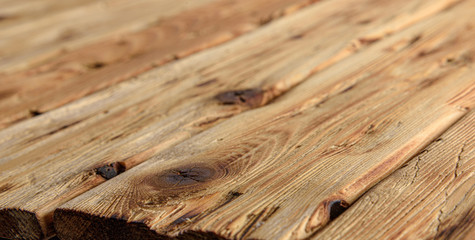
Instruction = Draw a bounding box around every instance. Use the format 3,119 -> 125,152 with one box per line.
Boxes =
54,1 -> 475,239
0,0 -> 320,130
0,0 -> 218,72
0,0 -> 97,30
0,0 -> 461,239
0,0 -> 458,168
313,111 -> 475,240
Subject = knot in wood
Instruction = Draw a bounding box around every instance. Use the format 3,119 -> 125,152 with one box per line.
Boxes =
165,168 -> 212,185
216,88 -> 264,108
328,200 -> 349,220
95,162 -> 125,180
148,165 -> 218,190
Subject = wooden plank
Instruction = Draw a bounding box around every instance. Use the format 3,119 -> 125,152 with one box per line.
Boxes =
53,0 -> 475,239
0,0 -> 97,30
0,0 -> 219,73
0,0 -> 458,169
0,0 -> 319,130
0,0 -> 458,238
313,111 -> 475,240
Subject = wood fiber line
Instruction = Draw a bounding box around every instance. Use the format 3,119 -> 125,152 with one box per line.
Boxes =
54,1 -> 475,239
0,0 -> 320,130
313,111 -> 475,240
0,0 -> 459,239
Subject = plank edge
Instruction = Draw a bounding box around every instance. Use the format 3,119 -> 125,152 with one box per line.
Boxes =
0,208 -> 43,240
54,209 -> 169,240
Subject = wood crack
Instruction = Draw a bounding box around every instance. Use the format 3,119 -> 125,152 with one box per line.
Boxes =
433,141 -> 467,239
454,143 -> 465,178
411,156 -> 421,184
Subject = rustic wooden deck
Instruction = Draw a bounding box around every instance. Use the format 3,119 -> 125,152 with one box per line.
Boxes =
0,0 -> 474,239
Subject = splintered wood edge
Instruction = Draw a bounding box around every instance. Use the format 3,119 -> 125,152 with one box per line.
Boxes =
0,209 -> 43,240
54,209 -> 168,240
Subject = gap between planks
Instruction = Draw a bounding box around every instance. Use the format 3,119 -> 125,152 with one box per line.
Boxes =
313,111 -> 475,240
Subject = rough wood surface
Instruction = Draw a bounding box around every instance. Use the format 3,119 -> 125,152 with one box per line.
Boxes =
3,0 -> 450,238
313,111 -> 475,240
54,0 -> 475,238
0,0 -> 318,130
0,0 -> 474,239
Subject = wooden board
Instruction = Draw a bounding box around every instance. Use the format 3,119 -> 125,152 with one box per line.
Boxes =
0,0 -> 318,130
0,0 -> 465,239
0,0 -> 218,72
0,0 -> 98,30
53,0 -> 475,238
0,0 -> 459,170
313,111 -> 475,240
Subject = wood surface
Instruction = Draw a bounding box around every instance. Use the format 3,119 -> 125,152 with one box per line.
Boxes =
0,0 -> 473,239
313,111 -> 475,240
54,0 -> 475,238
0,0 -> 460,169
0,0 -> 218,72
3,0 -> 450,238
0,0 -> 317,130
0,0 -> 97,30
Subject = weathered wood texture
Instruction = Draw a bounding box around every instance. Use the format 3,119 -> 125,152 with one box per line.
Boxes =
0,0 -> 474,239
0,0 -> 218,72
2,0 -> 451,238
2,0 -> 452,166
0,0 -> 318,130
0,0 -> 97,30
313,111 -> 475,240
54,0 -> 475,239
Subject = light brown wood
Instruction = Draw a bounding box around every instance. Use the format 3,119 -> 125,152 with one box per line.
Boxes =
0,0 -> 458,167
0,0 -> 218,72
313,111 -> 475,240
0,0 -> 462,239
0,0 -> 318,130
0,0 -> 97,30
53,0 -> 475,239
